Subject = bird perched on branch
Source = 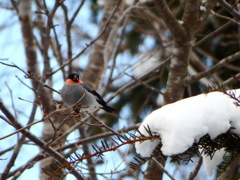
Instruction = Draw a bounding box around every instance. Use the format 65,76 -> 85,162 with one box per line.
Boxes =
60,73 -> 115,113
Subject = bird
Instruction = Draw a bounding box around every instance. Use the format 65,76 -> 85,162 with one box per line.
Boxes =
60,73 -> 115,113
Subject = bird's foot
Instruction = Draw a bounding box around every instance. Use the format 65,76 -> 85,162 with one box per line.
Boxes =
72,103 -> 83,113
73,103 -> 90,113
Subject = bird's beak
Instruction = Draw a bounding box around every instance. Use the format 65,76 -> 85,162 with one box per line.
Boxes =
73,75 -> 79,81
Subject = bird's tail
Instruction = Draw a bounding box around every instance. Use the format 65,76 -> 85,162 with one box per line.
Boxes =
101,104 -> 116,113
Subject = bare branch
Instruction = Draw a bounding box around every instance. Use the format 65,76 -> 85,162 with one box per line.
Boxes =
154,0 -> 188,43
1,135 -> 26,179
188,157 -> 203,180
193,20 -> 232,47
182,0 -> 201,37
211,10 -> 240,25
152,157 -> 175,180
0,100 -> 85,180
184,51 -> 240,85
218,0 -> 240,21
50,0 -> 122,78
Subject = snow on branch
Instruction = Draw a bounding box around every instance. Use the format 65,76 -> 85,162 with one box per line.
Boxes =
135,89 -> 240,176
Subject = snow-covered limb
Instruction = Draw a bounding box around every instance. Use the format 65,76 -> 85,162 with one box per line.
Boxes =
135,89 -> 240,175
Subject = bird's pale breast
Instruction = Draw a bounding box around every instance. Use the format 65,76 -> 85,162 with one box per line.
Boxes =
60,84 -> 96,107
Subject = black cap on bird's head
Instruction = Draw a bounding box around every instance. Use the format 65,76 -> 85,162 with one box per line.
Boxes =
68,73 -> 79,82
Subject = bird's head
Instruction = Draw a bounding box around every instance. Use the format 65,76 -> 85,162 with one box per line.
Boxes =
66,73 -> 83,84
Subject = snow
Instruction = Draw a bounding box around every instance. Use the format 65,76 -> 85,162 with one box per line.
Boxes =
201,148 -> 226,176
200,6 -> 206,12
178,20 -> 184,25
135,89 -> 240,175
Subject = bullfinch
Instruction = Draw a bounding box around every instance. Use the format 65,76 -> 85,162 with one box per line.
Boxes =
60,73 -> 115,112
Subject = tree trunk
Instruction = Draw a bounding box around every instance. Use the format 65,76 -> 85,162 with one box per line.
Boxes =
144,0 -> 201,179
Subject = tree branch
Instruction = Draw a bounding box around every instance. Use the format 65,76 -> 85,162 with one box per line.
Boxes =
155,0 -> 187,43
188,157 -> 203,180
0,100 -> 85,180
218,0 -> 240,21
182,0 -> 201,37
184,51 -> 240,85
152,157 -> 175,180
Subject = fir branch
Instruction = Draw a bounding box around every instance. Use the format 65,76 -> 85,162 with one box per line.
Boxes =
130,154 -> 148,171
50,134 -> 159,177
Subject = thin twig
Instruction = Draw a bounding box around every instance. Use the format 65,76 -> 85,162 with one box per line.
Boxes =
152,157 -> 175,180
0,106 -> 71,141
87,112 -> 129,141
0,101 -> 85,180
211,10 -> 240,25
218,0 -> 240,21
5,82 -> 18,119
223,73 -> 240,86
0,62 -> 60,94
6,123 -> 140,179
49,0 -> 122,77
193,20 -> 232,47
188,156 -> 203,180
107,56 -> 171,102
15,75 -> 34,91
1,135 -> 26,179
125,73 -> 164,94
184,51 -> 240,85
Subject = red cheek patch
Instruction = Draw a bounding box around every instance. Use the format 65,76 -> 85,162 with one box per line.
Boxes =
65,79 -> 82,84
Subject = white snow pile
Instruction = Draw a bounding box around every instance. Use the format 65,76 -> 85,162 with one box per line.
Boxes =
135,89 -> 240,175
